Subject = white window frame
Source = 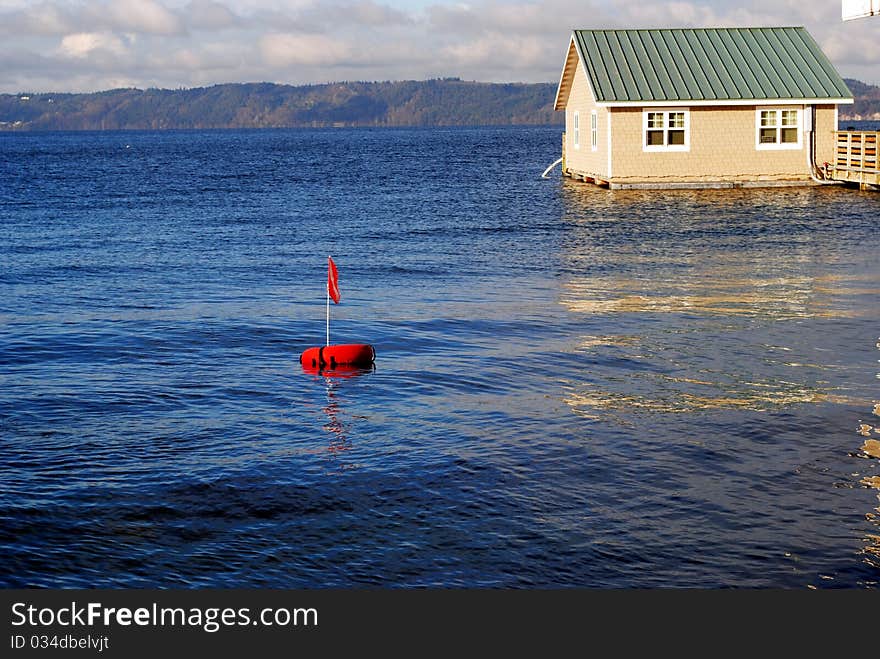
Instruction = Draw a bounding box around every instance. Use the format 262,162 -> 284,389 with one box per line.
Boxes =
590,110 -> 598,151
755,107 -> 802,150
642,108 -> 689,152
573,110 -> 580,150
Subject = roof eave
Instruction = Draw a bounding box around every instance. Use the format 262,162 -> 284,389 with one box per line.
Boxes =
596,97 -> 855,107
554,32 -> 602,110
553,35 -> 577,111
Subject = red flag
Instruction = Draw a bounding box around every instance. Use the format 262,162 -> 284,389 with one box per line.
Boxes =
327,256 -> 340,304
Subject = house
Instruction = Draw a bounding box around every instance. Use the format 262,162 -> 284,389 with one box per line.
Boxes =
554,27 -> 854,189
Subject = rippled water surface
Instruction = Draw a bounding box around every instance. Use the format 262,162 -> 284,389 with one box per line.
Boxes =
2,127 -> 879,588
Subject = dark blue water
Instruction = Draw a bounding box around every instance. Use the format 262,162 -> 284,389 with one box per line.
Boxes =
2,125 -> 879,588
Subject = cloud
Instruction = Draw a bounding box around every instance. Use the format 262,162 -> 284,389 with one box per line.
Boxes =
102,0 -> 184,35
59,32 -> 129,59
184,0 -> 241,30
260,32 -> 351,67
441,33 -> 549,72
0,2 -> 76,35
0,0 -> 184,36
822,24 -> 880,68
615,1 -> 721,26
428,0 -> 601,36
310,0 -> 412,27
0,0 -> 877,93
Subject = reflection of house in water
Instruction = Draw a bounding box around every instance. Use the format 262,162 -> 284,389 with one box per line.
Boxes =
857,337 -> 880,569
558,190 -> 879,323
556,187 -> 880,420
858,440 -> 880,569
562,267 -> 874,320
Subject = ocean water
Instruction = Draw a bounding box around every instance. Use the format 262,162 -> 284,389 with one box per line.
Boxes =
1,125 -> 879,588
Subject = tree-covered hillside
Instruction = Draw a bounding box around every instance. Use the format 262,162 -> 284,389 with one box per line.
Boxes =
842,78 -> 880,120
1,77 -> 876,130
0,79 -> 561,130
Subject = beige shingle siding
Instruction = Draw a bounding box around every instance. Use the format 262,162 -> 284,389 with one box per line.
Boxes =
813,105 -> 837,169
564,64 -> 609,179
606,105 -> 836,184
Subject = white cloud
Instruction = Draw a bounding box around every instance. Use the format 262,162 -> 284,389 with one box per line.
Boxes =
616,1 -> 720,26
0,2 -> 74,35
184,0 -> 240,30
311,0 -> 413,27
823,25 -> 880,68
0,0 -> 184,36
260,32 -> 351,67
103,0 -> 184,35
441,33 -> 548,70
428,0 -> 602,36
0,0 -> 877,93
59,32 -> 128,58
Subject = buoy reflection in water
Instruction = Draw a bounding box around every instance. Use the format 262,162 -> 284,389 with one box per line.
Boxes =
858,338 -> 880,570
302,364 -> 374,468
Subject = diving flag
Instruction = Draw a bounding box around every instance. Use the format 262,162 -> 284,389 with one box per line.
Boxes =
328,256 -> 340,304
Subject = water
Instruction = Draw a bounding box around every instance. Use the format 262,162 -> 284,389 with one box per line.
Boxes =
1,125 -> 879,588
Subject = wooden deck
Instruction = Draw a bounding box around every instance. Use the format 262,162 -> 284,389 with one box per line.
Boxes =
830,130 -> 880,189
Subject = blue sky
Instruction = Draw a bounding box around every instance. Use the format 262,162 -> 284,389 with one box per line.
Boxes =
0,1 -> 877,93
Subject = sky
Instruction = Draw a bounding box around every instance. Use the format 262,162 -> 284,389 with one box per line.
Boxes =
0,0 -> 877,93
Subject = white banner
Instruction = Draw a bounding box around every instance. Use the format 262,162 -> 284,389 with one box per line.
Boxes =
842,0 -> 880,20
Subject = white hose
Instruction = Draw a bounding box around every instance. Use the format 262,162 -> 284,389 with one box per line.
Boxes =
541,157 -> 563,178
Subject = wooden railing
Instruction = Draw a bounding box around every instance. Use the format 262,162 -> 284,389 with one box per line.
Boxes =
831,131 -> 879,187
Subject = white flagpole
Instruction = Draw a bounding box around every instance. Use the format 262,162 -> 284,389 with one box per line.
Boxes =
326,277 -> 330,347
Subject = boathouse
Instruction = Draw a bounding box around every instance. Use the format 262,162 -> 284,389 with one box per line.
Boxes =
554,27 -> 854,189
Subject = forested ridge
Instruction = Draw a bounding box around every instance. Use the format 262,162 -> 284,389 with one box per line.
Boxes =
0,79 -> 561,130
1,77 -> 876,131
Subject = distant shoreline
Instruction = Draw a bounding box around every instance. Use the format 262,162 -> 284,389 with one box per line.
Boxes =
0,123 -> 566,133
1,78 -> 877,132
0,80 -> 561,132
0,78 -> 880,132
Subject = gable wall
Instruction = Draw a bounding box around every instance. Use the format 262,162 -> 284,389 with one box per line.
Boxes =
564,62 -> 609,179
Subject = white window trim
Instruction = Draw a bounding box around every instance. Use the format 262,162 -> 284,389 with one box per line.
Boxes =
755,107 -> 802,151
607,112 -> 613,177
642,108 -> 690,152
590,110 -> 598,151
573,110 -> 580,150
804,104 -> 813,172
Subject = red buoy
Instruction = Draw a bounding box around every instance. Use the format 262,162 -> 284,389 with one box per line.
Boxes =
300,344 -> 375,369
300,362 -> 372,377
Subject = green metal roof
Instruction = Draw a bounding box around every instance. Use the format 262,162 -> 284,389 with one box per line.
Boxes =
573,27 -> 853,103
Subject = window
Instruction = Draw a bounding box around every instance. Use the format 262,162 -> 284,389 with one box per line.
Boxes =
573,111 -> 580,149
756,108 -> 801,149
590,111 -> 598,151
643,109 -> 689,151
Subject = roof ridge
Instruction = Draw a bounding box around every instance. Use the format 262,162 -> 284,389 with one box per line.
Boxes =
573,26 -> 807,30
